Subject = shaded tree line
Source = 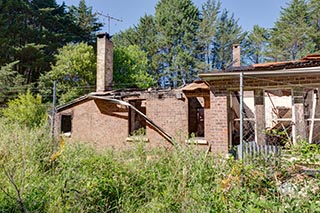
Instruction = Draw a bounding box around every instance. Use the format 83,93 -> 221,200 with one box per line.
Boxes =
0,0 -> 101,103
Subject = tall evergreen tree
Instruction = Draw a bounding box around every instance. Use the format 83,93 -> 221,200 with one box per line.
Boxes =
211,9 -> 246,70
197,0 -> 221,72
267,0 -> 315,61
308,0 -> 320,52
155,0 -> 200,87
0,0 -> 97,87
69,0 -> 103,44
243,25 -> 270,64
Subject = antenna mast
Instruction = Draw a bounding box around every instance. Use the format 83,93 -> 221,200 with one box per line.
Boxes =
96,12 -> 123,34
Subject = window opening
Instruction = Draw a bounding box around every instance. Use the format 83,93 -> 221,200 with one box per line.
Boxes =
61,114 -> 72,133
188,97 -> 205,137
129,100 -> 146,135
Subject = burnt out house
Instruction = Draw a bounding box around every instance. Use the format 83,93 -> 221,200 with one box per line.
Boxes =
55,33 -> 228,152
56,33 -> 320,153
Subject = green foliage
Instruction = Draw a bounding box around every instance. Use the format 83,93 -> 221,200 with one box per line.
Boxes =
308,0 -> 320,51
1,91 -> 47,128
0,61 -> 25,105
0,0 -> 100,87
211,9 -> 247,69
69,0 -> 102,44
114,45 -> 155,89
155,0 -> 200,86
197,0 -> 221,72
290,140 -> 320,164
267,0 -> 315,61
0,121 -> 52,212
39,42 -> 96,104
243,25 -> 270,64
0,122 -> 320,212
113,15 -> 162,86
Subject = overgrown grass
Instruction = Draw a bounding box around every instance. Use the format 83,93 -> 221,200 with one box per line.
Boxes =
0,120 -> 320,212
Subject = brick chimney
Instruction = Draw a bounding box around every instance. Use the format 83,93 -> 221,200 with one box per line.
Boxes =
232,44 -> 240,67
96,32 -> 113,92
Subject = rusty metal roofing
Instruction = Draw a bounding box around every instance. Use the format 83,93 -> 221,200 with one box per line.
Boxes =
219,54 -> 320,72
252,54 -> 320,70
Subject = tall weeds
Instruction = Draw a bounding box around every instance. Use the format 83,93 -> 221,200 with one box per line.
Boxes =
0,120 -> 319,212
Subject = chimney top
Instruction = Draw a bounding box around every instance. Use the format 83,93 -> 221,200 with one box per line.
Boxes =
232,44 -> 241,67
97,32 -> 111,39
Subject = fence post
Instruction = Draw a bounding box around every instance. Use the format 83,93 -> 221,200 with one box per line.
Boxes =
51,80 -> 57,140
239,72 -> 244,160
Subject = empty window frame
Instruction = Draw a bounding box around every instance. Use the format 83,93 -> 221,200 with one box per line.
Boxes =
188,97 -> 205,137
129,100 -> 146,135
61,114 -> 72,134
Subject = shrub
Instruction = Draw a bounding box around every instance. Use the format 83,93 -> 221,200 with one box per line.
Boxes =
1,90 -> 47,128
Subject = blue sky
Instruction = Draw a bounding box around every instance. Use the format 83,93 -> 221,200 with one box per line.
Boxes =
57,0 -> 289,35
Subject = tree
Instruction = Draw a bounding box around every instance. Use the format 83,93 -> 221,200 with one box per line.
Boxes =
243,25 -> 270,64
197,0 -> 221,72
39,42 -> 96,104
69,0 -> 103,44
0,0 -> 98,87
14,43 -> 48,84
113,15 -> 160,82
267,0 -> 315,61
211,9 -> 246,70
155,0 -> 200,87
0,61 -> 25,105
113,45 -> 155,89
308,0 -> 320,51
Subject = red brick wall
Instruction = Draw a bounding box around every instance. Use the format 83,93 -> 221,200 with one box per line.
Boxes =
55,89 -> 231,153
205,92 -> 229,153
142,91 -> 188,147
56,99 -> 129,149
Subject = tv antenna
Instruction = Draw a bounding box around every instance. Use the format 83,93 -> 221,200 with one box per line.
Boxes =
96,11 -> 123,34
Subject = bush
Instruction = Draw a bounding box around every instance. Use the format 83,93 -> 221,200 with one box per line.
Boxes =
1,90 -> 47,128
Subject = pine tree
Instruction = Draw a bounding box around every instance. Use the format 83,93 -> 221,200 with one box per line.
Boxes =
267,0 -> 315,61
155,0 -> 200,87
69,0 -> 103,44
197,0 -> 221,72
0,0 -> 98,88
112,15 -> 160,83
243,25 -> 270,64
308,0 -> 320,52
211,9 -> 246,70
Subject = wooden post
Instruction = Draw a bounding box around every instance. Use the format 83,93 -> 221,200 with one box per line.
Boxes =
292,88 -> 306,145
254,89 -> 266,145
239,72 -> 244,160
51,80 -> 57,141
309,89 -> 318,144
